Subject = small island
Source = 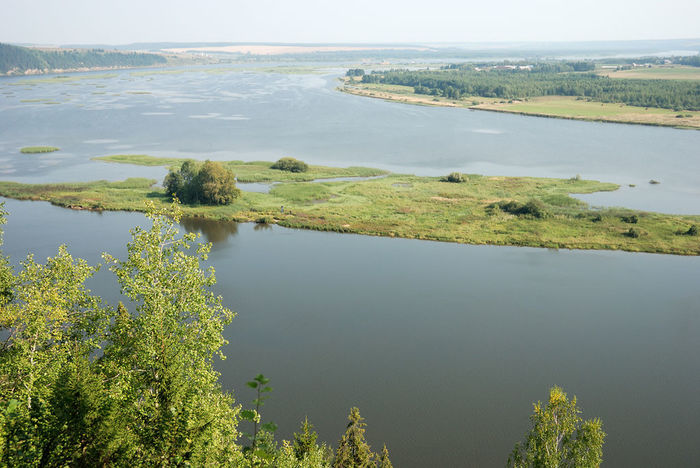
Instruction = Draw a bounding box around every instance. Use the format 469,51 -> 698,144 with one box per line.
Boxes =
20,146 -> 60,154
0,154 -> 698,255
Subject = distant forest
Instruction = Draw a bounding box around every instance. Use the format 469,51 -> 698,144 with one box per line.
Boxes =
361,62 -> 700,110
0,43 -> 167,75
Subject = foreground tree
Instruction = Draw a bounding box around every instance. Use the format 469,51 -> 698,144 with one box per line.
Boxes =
102,201 -> 242,465
333,407 -> 374,468
507,386 -> 605,468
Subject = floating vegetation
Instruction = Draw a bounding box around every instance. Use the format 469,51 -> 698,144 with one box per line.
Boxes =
20,146 -> 60,154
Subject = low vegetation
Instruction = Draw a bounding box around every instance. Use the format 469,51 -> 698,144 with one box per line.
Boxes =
1,159 -> 699,255
93,154 -> 387,182
20,146 -> 60,154
442,172 -> 466,183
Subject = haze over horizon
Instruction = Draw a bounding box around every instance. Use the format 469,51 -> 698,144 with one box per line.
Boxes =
2,0 -> 699,46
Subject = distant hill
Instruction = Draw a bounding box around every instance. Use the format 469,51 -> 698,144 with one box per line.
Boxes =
0,43 -> 167,75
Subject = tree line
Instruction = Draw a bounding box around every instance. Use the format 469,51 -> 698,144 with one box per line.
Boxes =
0,43 -> 166,74
0,202 -> 604,467
362,65 -> 700,110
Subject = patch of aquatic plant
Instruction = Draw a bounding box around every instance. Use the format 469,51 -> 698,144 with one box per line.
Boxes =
21,146 -> 60,154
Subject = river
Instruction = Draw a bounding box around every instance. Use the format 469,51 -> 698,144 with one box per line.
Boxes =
1,66 -> 699,466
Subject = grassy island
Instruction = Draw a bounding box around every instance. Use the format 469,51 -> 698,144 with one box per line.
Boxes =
1,156 -> 699,255
20,146 -> 60,154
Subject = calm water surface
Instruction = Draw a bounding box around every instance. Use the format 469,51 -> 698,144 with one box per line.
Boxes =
1,67 -> 699,466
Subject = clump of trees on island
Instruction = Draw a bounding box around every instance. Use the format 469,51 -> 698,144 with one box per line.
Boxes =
164,159 -> 241,205
0,202 -> 605,467
271,157 -> 309,173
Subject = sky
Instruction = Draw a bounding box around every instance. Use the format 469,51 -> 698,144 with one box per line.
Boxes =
1,0 -> 699,46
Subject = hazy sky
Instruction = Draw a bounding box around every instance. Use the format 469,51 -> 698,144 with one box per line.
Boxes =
2,0 -> 699,45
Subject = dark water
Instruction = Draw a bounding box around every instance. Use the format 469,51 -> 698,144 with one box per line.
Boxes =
2,198 -> 699,467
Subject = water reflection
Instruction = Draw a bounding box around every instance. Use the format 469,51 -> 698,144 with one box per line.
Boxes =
180,217 -> 239,245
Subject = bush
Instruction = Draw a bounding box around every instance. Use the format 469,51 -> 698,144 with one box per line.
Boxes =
496,199 -> 549,218
625,227 -> 640,238
271,157 -> 308,173
621,214 -> 638,224
686,225 -> 698,236
442,172 -> 465,183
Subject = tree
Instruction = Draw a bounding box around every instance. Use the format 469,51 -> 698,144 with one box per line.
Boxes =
163,160 -> 240,205
293,417 -> 319,460
333,407 -> 373,468
101,201 -> 241,465
507,386 -> 605,468
197,160 -> 241,205
377,445 -> 393,468
0,244 -> 110,466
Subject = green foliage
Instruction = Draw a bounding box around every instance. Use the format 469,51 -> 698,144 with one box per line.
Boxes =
20,146 -> 60,154
364,65 -> 700,110
271,157 -> 309,173
626,227 -> 641,238
0,42 -> 166,75
442,172 -> 466,183
333,407 -> 374,468
294,417 -> 319,460
346,69 -> 365,77
377,445 -> 393,468
242,374 -> 278,463
508,386 -> 605,468
621,214 -> 638,224
686,224 -> 698,236
496,199 -> 549,219
101,201 -> 240,465
164,159 -> 241,205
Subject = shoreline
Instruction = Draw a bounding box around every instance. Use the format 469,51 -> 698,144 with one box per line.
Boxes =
339,84 -> 700,130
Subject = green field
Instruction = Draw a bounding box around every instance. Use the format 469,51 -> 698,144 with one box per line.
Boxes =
20,146 -> 60,154
598,66 -> 700,80
1,159 -> 699,255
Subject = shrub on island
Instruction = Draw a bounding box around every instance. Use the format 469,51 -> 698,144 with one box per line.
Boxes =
164,159 -> 240,205
442,172 -> 466,183
271,157 -> 308,173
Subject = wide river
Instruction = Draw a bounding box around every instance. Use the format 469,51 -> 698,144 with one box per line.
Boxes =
1,66 -> 699,466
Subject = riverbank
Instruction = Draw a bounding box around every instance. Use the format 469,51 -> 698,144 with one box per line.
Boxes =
340,81 -> 700,130
1,156 -> 699,255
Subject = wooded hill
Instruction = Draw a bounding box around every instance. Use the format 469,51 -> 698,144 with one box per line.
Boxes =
0,43 -> 167,75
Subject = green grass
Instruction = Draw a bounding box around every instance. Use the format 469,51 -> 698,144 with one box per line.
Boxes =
1,162 -> 699,255
598,66 -> 700,80
20,146 -> 60,154
92,154 -> 388,182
